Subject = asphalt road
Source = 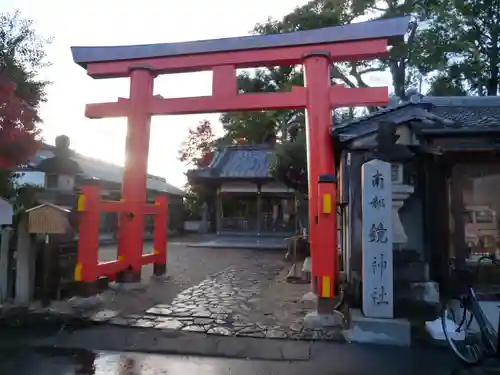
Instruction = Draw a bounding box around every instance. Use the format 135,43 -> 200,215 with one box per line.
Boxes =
0,344 -> 488,375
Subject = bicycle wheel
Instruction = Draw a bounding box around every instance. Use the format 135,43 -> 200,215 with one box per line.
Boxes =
441,297 -> 486,364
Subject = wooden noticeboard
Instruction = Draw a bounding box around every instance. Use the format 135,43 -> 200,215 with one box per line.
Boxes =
26,203 -> 70,234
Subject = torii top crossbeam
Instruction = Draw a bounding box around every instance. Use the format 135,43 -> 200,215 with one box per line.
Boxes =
71,16 -> 409,78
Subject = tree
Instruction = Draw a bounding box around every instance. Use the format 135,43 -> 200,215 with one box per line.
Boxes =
179,120 -> 217,219
178,119 -> 216,168
426,71 -> 468,96
0,10 -> 50,199
414,0 -> 500,96
220,0 -> 394,146
219,0 -> 391,191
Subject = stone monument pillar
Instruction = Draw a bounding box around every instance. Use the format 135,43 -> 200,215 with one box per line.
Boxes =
361,159 -> 393,318
347,121 -> 414,346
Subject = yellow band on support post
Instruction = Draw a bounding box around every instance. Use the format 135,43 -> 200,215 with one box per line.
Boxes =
321,276 -> 331,298
77,195 -> 85,211
322,193 -> 332,214
74,263 -> 82,281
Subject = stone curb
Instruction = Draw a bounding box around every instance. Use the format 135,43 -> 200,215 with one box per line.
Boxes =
16,325 -> 313,361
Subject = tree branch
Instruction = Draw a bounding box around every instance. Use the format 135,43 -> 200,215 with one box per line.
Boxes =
349,65 -> 369,88
331,65 -> 357,88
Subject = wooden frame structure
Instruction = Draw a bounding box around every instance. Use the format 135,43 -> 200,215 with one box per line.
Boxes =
71,16 -> 409,304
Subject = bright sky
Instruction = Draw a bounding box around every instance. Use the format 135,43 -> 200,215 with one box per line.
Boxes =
1,0 -> 318,188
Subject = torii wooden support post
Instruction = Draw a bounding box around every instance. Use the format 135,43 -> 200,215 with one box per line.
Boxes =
71,17 -> 409,305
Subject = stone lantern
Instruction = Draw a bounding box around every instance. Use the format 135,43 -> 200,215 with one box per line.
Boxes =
373,121 -> 415,249
35,135 -> 83,207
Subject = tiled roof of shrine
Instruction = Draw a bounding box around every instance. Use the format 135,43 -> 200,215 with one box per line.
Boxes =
333,95 -> 500,141
188,144 -> 275,181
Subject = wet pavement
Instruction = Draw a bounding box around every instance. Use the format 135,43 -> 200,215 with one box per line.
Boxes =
0,344 -> 476,375
187,235 -> 290,249
106,261 -> 344,340
33,240 -> 343,342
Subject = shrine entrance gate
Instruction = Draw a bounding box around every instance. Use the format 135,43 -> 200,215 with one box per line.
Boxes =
71,16 -> 409,311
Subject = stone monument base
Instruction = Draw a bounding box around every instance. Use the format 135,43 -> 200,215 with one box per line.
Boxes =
344,309 -> 411,347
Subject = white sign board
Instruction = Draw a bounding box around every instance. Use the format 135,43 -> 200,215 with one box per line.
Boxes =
361,159 -> 393,318
0,198 -> 13,226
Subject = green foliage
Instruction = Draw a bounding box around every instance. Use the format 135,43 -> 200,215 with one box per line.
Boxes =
426,72 -> 468,96
415,0 -> 500,95
186,0 -> 500,198
0,170 -> 42,227
270,131 -> 307,192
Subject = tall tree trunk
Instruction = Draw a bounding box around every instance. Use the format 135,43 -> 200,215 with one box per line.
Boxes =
488,31 -> 499,96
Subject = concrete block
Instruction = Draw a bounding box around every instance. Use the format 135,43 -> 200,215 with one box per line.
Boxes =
109,281 -> 146,292
410,281 -> 439,304
300,291 -> 317,309
344,309 -> 411,347
304,311 -> 344,328
68,295 -> 103,313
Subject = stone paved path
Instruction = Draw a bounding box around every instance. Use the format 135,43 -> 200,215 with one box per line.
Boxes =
35,238 -> 345,341
102,250 -> 345,341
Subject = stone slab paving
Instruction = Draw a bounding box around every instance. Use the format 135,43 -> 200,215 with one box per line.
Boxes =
22,238 -> 344,343
104,257 -> 346,341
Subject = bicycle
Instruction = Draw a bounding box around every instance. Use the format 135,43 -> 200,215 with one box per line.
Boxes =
441,254 -> 500,364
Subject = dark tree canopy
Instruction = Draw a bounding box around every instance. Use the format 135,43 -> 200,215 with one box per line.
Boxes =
182,0 -> 496,195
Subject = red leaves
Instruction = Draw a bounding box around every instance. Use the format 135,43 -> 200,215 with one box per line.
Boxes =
178,119 -> 216,168
0,80 -> 16,97
0,79 -> 40,169
198,151 -> 214,168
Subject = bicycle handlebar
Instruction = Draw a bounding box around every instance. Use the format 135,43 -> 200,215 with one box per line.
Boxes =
478,254 -> 500,267
448,254 -> 500,284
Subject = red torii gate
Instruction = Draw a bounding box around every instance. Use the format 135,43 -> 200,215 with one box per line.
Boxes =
71,17 -> 409,308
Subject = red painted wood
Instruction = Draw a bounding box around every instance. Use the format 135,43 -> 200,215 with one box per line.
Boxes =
77,185 -> 100,282
86,39 -> 389,78
78,35 -> 390,296
140,253 -> 157,266
303,54 -> 337,292
118,68 -> 155,273
85,86 -> 387,118
97,260 -> 123,277
85,88 -> 306,117
99,201 -> 159,214
329,86 -> 388,107
153,194 -> 168,270
212,65 -> 237,97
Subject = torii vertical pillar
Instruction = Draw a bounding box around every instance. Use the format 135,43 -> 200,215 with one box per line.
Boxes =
303,52 -> 337,315
117,66 -> 155,283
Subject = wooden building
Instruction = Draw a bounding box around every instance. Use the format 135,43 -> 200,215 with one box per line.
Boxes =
187,144 -> 297,236
334,95 -> 500,310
